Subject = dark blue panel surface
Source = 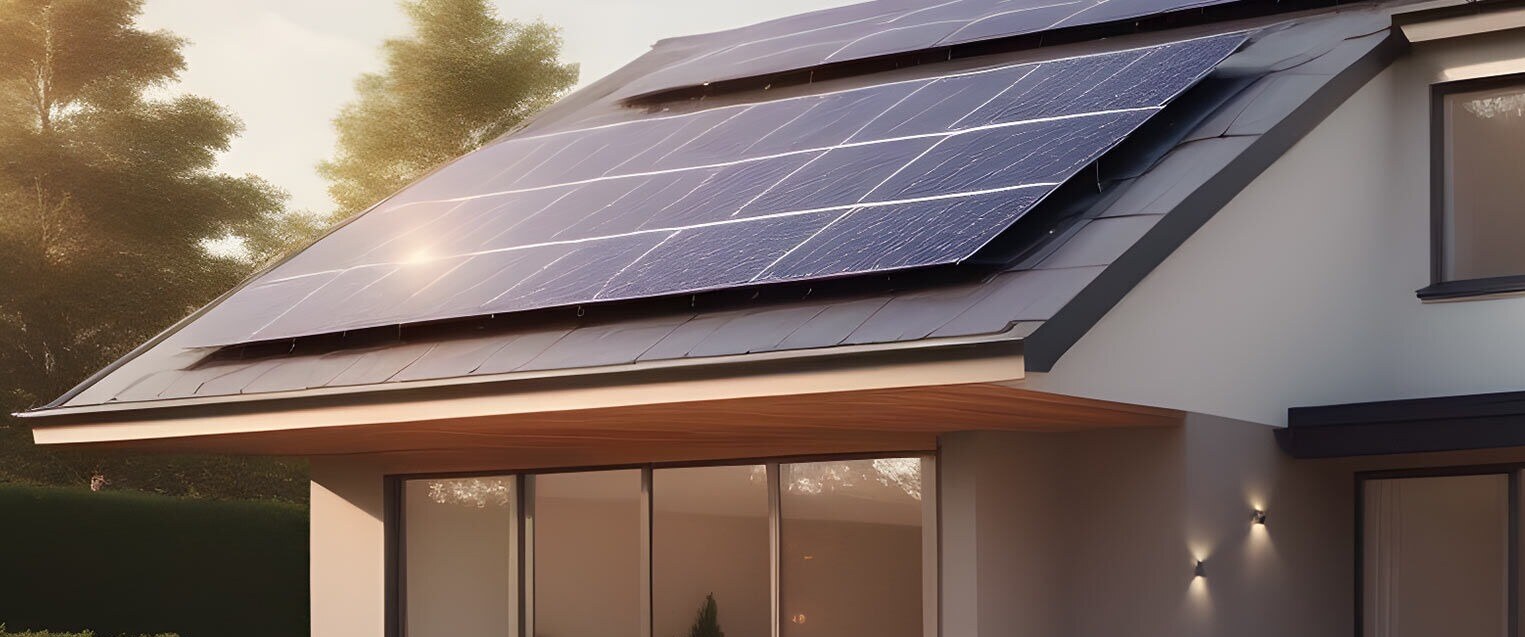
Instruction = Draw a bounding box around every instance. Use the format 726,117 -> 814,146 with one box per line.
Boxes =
743,84 -> 922,157
953,50 -> 1150,126
869,110 -> 1155,200
651,101 -> 817,168
599,212 -> 840,300
739,137 -> 941,216
936,3 -> 1094,47
847,65 -> 1035,141
482,233 -> 670,312
612,0 -> 1247,98
760,189 -> 1047,281
646,152 -> 825,228
185,32 -> 1246,346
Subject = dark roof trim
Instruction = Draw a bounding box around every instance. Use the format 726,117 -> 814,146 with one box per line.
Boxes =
19,326 -> 1023,424
1279,389 -> 1525,458
1022,27 -> 1405,372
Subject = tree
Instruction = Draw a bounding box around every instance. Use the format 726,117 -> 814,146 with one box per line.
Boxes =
687,594 -> 724,637
0,0 -> 307,499
319,0 -> 578,216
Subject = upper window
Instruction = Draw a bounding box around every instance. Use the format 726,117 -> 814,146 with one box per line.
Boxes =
1425,75 -> 1525,299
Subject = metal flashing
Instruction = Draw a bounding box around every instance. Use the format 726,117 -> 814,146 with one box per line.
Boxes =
1281,390 -> 1525,457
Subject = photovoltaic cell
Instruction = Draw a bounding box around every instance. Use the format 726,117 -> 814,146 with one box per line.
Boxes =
185,32 -> 1245,346
615,0 -> 1244,98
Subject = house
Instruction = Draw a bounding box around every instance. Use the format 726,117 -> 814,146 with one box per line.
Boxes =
18,0 -> 1525,634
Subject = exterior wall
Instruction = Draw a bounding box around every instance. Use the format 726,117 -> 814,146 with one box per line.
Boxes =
310,457 -> 388,637
1024,29 -> 1525,426
940,416 -> 1354,637
308,421 -> 1525,637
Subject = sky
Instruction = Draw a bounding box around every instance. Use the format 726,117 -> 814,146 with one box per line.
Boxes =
136,0 -> 857,215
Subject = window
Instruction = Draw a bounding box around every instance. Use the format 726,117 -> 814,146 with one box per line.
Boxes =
395,456 -> 937,637
779,459 -> 928,637
533,470 -> 643,637
1360,469 -> 1517,637
1423,74 -> 1525,299
653,465 -> 771,637
402,476 -> 518,637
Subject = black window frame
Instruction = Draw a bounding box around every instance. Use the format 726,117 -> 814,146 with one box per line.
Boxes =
1418,71 -> 1525,301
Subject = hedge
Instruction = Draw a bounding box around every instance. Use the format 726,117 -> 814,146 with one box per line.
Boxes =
0,484 -> 307,637
0,624 -> 175,637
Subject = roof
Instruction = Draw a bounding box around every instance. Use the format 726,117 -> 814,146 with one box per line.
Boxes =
24,0 -> 1404,420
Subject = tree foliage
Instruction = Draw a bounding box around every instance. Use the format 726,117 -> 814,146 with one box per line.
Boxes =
687,594 -> 724,637
0,0 -> 307,499
319,0 -> 578,216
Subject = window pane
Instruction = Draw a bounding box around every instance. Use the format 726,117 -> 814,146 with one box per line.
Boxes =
1444,83 -> 1525,281
405,476 -> 517,637
780,458 -> 924,637
533,470 -> 642,637
653,465 -> 771,637
1363,474 -> 1509,637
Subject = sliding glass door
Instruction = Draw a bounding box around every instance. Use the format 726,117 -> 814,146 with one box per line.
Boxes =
1362,472 -> 1513,637
397,455 -> 936,637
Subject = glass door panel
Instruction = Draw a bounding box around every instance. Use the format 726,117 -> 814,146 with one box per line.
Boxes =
404,476 -> 518,637
779,458 -> 925,637
533,469 -> 643,637
1364,473 -> 1510,637
653,465 -> 771,637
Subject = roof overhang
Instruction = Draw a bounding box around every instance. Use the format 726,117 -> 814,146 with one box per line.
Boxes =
23,332 -> 1180,470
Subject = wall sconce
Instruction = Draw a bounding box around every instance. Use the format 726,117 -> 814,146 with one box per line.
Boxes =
1194,560 -> 1207,578
1251,509 -> 1267,526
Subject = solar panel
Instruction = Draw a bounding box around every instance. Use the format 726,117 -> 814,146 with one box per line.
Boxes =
614,0 -> 1240,98
186,32 -> 1245,346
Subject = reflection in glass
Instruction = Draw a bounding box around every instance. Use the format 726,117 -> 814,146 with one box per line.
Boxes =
534,470 -> 642,637
653,465 -> 770,637
1444,83 -> 1525,281
780,459 -> 923,637
405,476 -> 517,636
1364,474 -> 1509,637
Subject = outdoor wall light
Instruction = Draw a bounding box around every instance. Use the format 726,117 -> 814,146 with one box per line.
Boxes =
1194,560 -> 1207,578
1251,509 -> 1267,525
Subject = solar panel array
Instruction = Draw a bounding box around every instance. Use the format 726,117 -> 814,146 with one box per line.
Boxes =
187,33 -> 1245,346
616,0 -> 1240,98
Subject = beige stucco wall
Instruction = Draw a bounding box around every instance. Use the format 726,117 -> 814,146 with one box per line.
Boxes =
939,415 -> 1354,637
310,458 -> 388,637
1024,28 -> 1525,426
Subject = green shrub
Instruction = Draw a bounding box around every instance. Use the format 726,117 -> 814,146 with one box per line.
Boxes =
0,485 -> 306,637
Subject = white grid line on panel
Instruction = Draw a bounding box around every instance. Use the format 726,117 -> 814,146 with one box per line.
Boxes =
937,1 -> 1085,43
496,31 -> 1241,146
259,181 -> 1062,286
591,231 -> 679,301
749,208 -> 860,282
882,0 -> 970,25
821,20 -> 968,62
380,106 -> 1158,214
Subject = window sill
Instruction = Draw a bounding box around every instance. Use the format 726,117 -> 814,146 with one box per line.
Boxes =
1416,275 -> 1525,301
